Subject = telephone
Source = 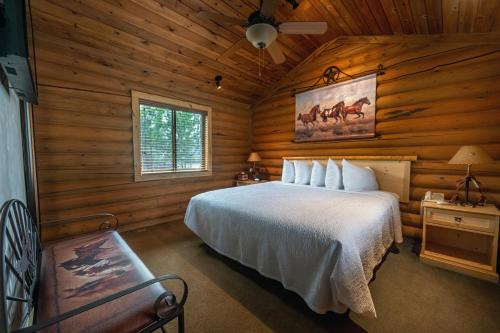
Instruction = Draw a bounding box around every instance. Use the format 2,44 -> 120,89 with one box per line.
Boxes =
424,191 -> 446,204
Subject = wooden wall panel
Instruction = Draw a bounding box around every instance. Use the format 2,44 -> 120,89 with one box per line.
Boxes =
252,35 -> 500,238
34,84 -> 250,241
30,0 -> 500,241
29,0 -> 500,102
30,4 -> 252,241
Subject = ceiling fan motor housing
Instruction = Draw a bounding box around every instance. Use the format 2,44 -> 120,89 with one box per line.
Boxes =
246,23 -> 278,49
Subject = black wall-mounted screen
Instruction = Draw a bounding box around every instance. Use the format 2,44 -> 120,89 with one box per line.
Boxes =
0,0 -> 37,103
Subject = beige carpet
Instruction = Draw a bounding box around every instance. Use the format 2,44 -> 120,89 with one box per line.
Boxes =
122,222 -> 500,333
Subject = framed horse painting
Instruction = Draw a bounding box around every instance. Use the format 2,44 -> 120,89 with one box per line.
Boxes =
294,73 -> 377,142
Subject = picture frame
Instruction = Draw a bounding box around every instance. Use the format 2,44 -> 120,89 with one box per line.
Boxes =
294,73 -> 377,142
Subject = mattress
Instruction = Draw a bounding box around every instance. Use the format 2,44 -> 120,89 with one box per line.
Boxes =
184,181 -> 402,318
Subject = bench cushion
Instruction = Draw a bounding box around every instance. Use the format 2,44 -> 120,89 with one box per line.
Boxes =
38,231 -> 171,333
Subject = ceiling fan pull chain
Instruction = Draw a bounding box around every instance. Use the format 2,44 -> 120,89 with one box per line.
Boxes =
258,48 -> 262,77
257,49 -> 262,77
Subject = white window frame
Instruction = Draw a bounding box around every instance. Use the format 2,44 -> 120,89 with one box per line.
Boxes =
131,90 -> 212,182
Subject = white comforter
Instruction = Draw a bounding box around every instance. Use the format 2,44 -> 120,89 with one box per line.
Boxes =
184,181 -> 402,318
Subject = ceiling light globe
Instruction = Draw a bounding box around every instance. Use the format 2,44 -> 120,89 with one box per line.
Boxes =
246,23 -> 278,49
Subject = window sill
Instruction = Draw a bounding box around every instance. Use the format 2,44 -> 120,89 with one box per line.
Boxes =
134,170 -> 213,182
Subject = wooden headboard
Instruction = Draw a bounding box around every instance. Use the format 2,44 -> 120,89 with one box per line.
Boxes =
283,156 -> 417,203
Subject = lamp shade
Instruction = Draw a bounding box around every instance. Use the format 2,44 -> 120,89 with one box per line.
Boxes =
247,152 -> 262,162
245,23 -> 278,49
448,145 -> 494,165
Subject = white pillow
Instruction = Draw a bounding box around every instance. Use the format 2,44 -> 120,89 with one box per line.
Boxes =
342,159 -> 379,191
310,160 -> 326,186
325,159 -> 342,189
281,159 -> 295,183
294,160 -> 312,185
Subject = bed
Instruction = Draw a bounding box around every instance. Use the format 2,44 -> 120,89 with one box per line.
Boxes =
184,156 -> 416,318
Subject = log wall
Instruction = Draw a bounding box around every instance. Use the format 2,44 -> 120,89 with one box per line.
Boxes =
31,1 -> 252,241
252,36 -> 500,238
30,0 -> 499,241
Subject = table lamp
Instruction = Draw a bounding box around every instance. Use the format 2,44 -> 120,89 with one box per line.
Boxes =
247,152 -> 261,179
448,145 -> 494,205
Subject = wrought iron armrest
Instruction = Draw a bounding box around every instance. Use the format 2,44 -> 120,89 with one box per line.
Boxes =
13,274 -> 188,333
43,213 -> 120,232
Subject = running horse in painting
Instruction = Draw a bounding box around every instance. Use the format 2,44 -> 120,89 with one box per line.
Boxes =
342,97 -> 371,120
297,104 -> 320,128
320,101 -> 345,123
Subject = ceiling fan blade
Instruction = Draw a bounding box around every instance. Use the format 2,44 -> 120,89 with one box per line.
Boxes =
219,38 -> 249,60
197,11 -> 247,26
260,0 -> 279,17
267,41 -> 286,64
279,22 -> 328,34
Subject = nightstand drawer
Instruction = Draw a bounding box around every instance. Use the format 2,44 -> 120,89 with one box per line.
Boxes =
426,208 -> 496,233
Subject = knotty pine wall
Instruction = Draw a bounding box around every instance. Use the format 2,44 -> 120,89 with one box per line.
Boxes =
252,35 -> 500,238
31,5 -> 252,241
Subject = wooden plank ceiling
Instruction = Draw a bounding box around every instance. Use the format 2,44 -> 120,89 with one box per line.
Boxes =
32,0 -> 500,106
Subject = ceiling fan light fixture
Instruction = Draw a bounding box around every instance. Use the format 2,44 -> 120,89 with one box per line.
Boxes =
245,23 -> 277,49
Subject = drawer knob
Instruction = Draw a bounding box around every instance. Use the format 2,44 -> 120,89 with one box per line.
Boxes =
454,217 -> 462,223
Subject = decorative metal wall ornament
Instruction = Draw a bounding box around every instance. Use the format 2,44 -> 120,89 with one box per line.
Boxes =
321,66 -> 352,84
292,64 -> 385,96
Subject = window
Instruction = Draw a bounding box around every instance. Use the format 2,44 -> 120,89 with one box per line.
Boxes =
132,91 -> 212,181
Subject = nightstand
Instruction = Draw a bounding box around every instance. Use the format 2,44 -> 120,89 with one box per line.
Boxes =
420,201 -> 499,282
235,179 -> 268,186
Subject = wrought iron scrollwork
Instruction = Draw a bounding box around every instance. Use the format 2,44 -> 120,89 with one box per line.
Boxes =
292,64 -> 385,96
0,199 -> 42,332
321,66 -> 351,84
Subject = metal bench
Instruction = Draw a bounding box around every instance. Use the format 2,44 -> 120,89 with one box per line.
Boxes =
0,199 -> 187,333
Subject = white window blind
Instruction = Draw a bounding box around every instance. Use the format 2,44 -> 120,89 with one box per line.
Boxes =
139,101 -> 209,174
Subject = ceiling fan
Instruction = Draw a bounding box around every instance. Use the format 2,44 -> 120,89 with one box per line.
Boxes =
197,0 -> 328,65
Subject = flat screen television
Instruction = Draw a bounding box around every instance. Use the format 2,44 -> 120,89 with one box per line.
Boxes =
0,0 -> 37,103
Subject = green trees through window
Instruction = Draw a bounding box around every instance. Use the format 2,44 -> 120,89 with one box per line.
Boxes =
139,103 -> 206,173
175,110 -> 204,170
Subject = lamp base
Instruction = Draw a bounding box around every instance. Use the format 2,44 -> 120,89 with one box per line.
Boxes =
458,200 -> 478,208
454,169 -> 485,208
